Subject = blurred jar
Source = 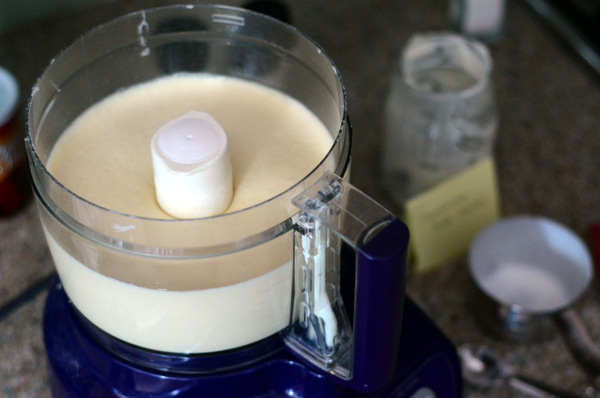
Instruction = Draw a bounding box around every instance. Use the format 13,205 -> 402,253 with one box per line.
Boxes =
382,32 -> 497,204
0,66 -> 29,217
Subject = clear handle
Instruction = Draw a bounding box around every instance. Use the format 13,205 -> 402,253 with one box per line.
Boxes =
283,172 -> 409,392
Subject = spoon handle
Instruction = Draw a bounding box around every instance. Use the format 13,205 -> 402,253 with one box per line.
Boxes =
508,374 -> 580,398
554,308 -> 600,388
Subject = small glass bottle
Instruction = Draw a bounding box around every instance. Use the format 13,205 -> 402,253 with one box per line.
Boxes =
0,66 -> 29,217
450,0 -> 506,43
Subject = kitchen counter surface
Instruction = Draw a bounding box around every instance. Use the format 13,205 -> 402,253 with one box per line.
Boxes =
2,0 -> 600,396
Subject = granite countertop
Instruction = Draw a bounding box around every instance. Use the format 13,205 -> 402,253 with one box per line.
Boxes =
2,0 -> 600,397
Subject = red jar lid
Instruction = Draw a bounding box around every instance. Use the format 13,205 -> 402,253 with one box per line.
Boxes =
0,66 -> 18,127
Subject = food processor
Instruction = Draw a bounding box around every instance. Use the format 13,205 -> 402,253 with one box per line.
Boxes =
25,5 -> 462,397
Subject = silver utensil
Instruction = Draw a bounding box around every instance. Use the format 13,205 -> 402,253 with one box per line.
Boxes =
458,344 -> 580,398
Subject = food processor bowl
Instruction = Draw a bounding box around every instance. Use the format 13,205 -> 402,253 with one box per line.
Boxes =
26,5 -> 350,355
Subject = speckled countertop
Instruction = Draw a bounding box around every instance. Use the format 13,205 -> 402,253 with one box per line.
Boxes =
1,0 -> 600,397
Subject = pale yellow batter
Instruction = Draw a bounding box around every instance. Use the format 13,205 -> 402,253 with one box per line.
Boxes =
48,73 -> 333,218
42,73 -> 336,353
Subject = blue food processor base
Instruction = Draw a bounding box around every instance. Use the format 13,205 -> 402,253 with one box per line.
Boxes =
43,279 -> 462,398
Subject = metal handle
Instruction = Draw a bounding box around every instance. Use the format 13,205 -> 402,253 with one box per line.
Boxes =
508,374 -> 581,398
554,308 -> 600,388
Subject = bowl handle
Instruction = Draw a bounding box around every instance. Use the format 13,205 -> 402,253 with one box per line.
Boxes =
283,172 -> 409,392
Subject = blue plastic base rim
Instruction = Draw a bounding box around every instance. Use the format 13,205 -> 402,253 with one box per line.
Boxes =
43,278 -> 462,398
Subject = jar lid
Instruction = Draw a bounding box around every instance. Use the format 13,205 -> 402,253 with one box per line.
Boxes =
0,66 -> 19,126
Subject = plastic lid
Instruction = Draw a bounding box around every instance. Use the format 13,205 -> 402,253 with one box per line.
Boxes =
151,111 -> 233,218
154,111 -> 227,169
0,66 -> 19,126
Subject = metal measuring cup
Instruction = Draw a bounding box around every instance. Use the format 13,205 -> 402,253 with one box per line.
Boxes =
468,215 -> 600,387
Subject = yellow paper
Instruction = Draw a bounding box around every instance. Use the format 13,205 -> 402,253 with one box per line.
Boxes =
404,157 -> 501,272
